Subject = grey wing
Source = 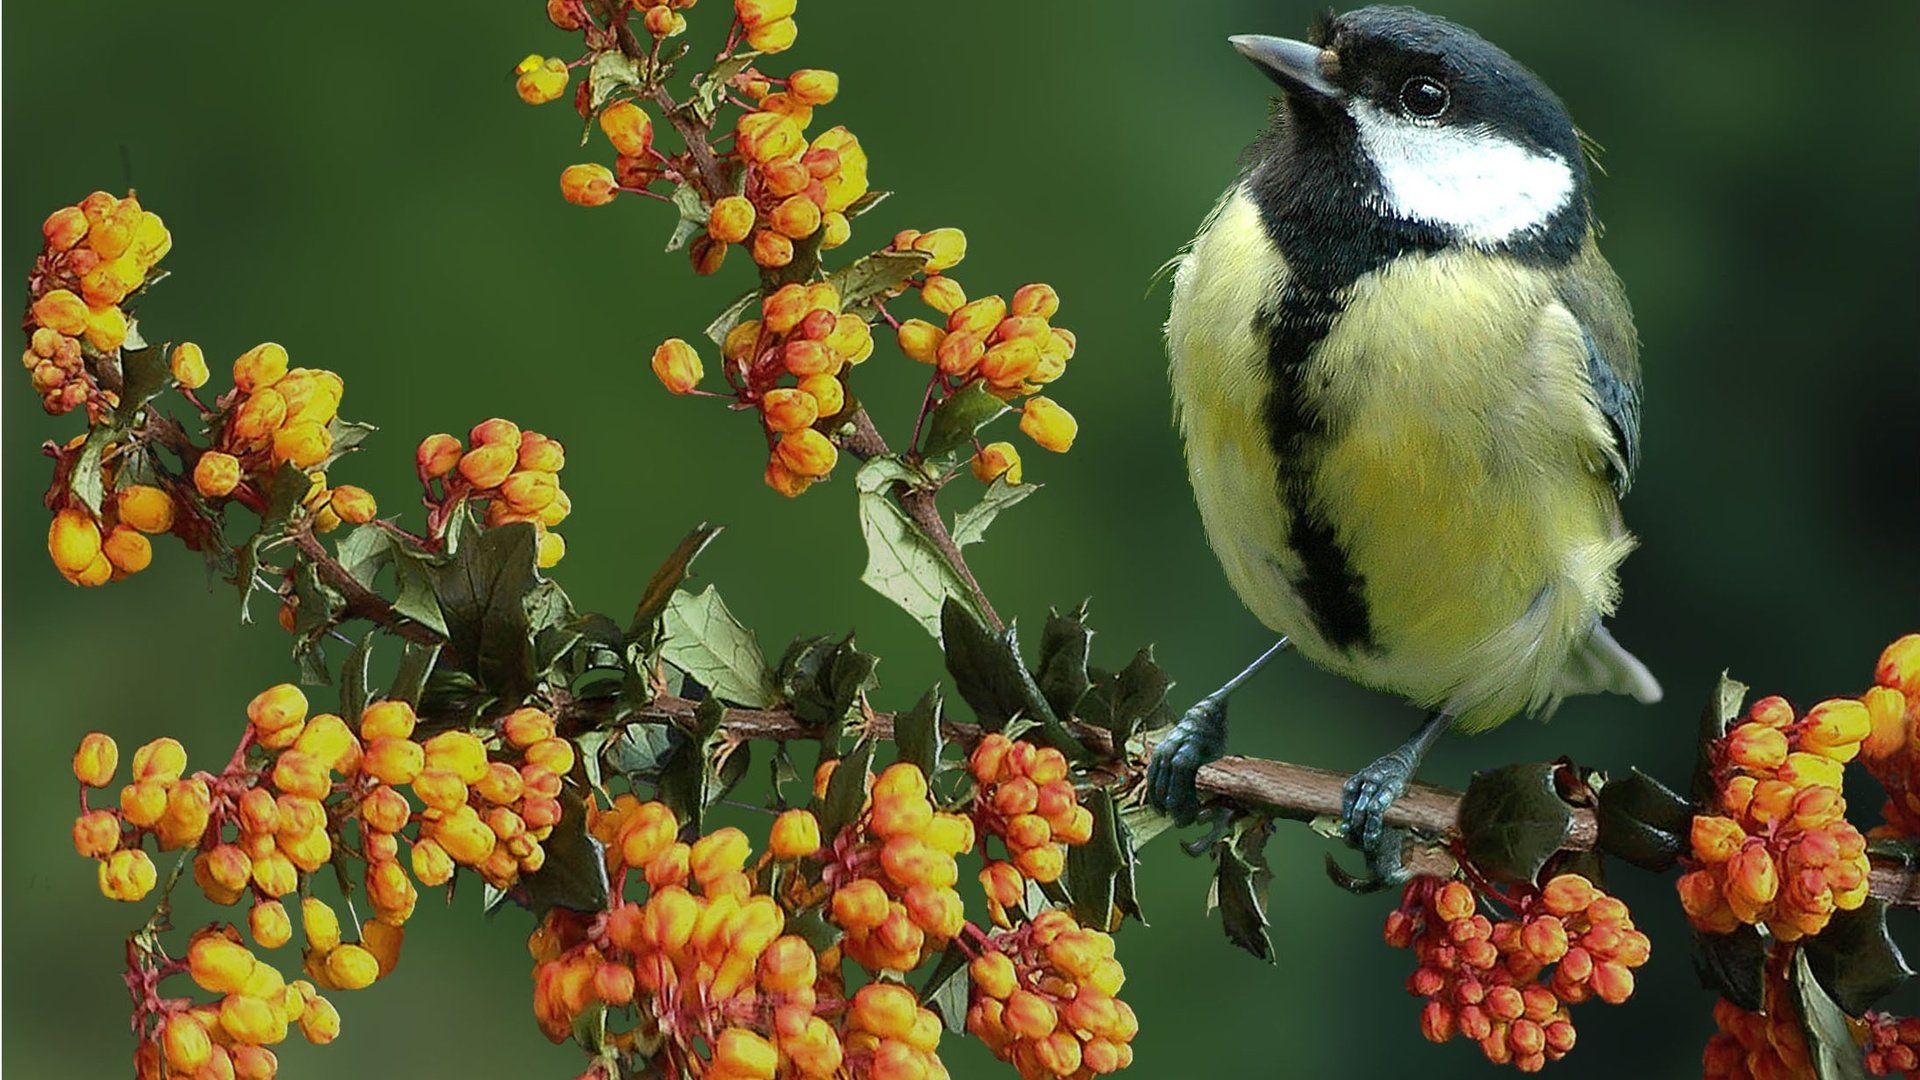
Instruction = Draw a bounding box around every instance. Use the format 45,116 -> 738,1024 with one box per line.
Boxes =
1557,245 -> 1642,496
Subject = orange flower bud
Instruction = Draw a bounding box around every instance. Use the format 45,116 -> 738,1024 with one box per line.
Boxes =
770,808 -> 822,859
560,163 -> 617,207
299,993 -> 341,1044
831,878 -> 891,931
758,934 -> 817,993
709,195 -> 756,244
410,838 -> 455,886
100,847 -> 159,901
770,195 -> 823,239
194,451 -> 242,498
162,1013 -> 214,1073
232,342 -> 290,392
1011,282 -> 1061,319
1778,751 -> 1843,791
73,809 -> 120,858
979,337 -> 1040,387
115,485 -> 176,535
598,101 -> 653,156
1801,698 -> 1871,759
44,206 -> 90,251
1691,815 -> 1746,864
760,387 -> 820,434
247,899 -> 293,950
1539,874 -> 1598,917
1004,988 -> 1059,1040
764,457 -> 813,498
751,229 -> 794,268
48,509 -> 103,579
821,210 -> 852,249
500,706 -> 556,748
776,428 -> 838,479
691,827 -> 753,884
323,944 -> 379,990
455,443 -> 515,490
714,1028 -> 779,1078
1877,634 -> 1920,696
32,289 -> 90,336
651,338 -> 703,395
410,434 -> 460,481
131,737 -> 187,783
84,302 -> 130,352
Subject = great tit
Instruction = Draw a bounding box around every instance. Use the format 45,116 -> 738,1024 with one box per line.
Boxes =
1146,6 -> 1661,881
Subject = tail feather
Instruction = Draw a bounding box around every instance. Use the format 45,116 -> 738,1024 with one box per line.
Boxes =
1558,623 -> 1662,704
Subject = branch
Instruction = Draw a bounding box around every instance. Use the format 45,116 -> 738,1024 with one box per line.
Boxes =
573,690 -> 1920,907
291,526 -> 444,647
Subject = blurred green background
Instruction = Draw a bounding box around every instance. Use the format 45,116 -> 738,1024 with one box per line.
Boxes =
6,2 -> 1915,1077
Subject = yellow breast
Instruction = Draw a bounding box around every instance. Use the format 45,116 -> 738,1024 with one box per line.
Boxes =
1168,186 -> 1632,729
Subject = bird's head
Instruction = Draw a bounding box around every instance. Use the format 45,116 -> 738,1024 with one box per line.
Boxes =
1235,6 -> 1589,250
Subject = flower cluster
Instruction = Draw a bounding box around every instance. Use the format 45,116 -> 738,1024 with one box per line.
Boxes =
1856,633 -> 1920,835
130,927 -> 342,1080
71,684 -> 580,1075
416,419 -> 572,567
967,910 -> 1137,1078
1700,953 -> 1812,1080
823,762 -> 972,971
656,279 -> 878,495
550,795 -> 950,1079
718,91 -> 865,273
1677,693 -> 1873,940
47,483 -> 173,587
1866,1013 -> 1920,1079
966,734 -> 1092,922
193,343 -> 353,498
1384,874 -> 1648,1072
23,190 -> 171,419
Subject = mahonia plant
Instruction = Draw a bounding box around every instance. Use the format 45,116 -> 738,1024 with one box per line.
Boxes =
22,3 -> 1920,1080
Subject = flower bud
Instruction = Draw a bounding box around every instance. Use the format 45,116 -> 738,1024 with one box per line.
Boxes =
44,206 -> 91,251
32,289 -> 90,336
769,808 -> 822,859
48,509 -> 104,579
73,732 -> 120,787
1011,282 -> 1061,319
744,16 -> 797,52
598,100 -> 653,156
1020,396 -> 1077,452
514,55 -> 570,105
652,338 -> 703,395
194,451 -> 242,498
911,228 -> 968,273
709,195 -> 756,244
776,428 -> 838,479
1878,634 -> 1920,697
73,809 -> 121,858
116,485 -> 176,534
751,229 -> 794,268
770,195 -> 822,239
100,847 -> 158,901
416,433 -> 462,479
560,163 -> 617,207
789,69 -> 840,105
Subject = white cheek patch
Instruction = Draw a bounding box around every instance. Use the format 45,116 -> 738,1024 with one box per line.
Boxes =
1350,101 -> 1575,246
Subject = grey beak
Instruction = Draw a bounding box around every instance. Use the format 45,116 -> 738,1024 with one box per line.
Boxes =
1230,34 -> 1340,98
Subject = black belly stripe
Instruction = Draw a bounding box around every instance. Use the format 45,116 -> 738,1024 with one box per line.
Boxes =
1258,284 -> 1375,652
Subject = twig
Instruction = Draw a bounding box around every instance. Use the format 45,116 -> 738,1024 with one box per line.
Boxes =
557,689 -> 1920,908
290,526 -> 444,647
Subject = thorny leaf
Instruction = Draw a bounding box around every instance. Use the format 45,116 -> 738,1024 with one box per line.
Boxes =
665,181 -> 710,253
657,697 -> 729,835
691,53 -> 759,124
1066,788 -> 1125,930
512,789 -> 611,922
856,457 -> 979,639
661,586 -> 778,707
1456,762 -> 1576,885
1035,603 -> 1095,724
703,291 -> 761,348
939,598 -> 1086,760
1801,900 -> 1913,1016
1076,648 -> 1173,749
918,381 -> 1005,463
430,518 -> 544,703
1207,815 -> 1275,962
1793,948 -> 1871,1080
1595,768 -> 1692,871
1693,671 -> 1750,807
587,50 -> 644,111
920,946 -> 972,1035
1691,923 -> 1768,1012
340,631 -> 376,722
827,248 -> 928,313
629,525 -> 724,647
951,478 -> 1038,550
816,736 -> 877,840
894,686 -> 944,778
388,641 -> 441,708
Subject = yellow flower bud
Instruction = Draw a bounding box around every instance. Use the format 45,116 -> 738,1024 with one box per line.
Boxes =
912,228 -> 968,273
234,343 -> 289,392
1011,282 -> 1061,319
769,195 -> 823,239
789,69 -> 840,106
162,1013 -> 213,1073
48,508 -> 103,578
709,195 -> 756,244
745,16 -> 797,53
299,993 -> 342,1044
764,457 -> 812,498
949,295 -> 1007,336
194,451 -> 242,498
1020,396 -> 1078,452
821,211 -> 852,249
457,444 -> 517,490
251,900 -> 293,949
116,485 -> 175,534
84,302 -> 129,352
769,809 -> 822,859
797,373 -> 845,418
73,732 -> 120,787
971,442 -> 1023,484
652,338 -> 704,395
751,229 -> 794,268
100,847 -> 158,902
514,55 -> 570,105
897,319 -> 946,364
43,206 -> 90,252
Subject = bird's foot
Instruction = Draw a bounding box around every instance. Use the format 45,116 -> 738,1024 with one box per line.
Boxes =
1338,747 -> 1419,888
1146,695 -> 1230,828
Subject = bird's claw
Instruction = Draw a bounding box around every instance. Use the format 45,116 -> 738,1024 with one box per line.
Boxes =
1338,750 -> 1417,887
1146,696 -> 1229,830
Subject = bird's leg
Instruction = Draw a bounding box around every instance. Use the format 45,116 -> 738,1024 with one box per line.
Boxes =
1146,638 -> 1291,827
1340,709 -> 1450,885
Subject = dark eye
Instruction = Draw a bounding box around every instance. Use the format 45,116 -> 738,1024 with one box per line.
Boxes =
1398,76 -> 1450,119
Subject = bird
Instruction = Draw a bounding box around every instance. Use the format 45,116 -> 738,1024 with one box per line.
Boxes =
1145,5 -> 1662,883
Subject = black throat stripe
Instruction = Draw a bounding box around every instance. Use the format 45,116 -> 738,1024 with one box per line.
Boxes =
1257,285 -> 1375,652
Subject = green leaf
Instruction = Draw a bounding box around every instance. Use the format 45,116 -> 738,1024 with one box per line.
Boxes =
68,427 -> 116,514
920,947 -> 972,1034
1207,815 -> 1275,961
661,586 -> 777,707
894,687 -> 943,778
816,736 -> 877,839
843,190 -> 891,218
335,525 -> 389,589
1456,762 -> 1576,885
604,723 -> 683,785
1111,812 -> 1147,925
1693,672 -> 1750,807
1595,768 -> 1692,871
629,525 -> 723,644
826,248 -> 929,311
431,519 -> 541,701
951,478 -> 1037,549
586,50 -> 644,110
919,382 -> 1009,462
703,291 -> 761,347
665,181 -> 710,253
657,697 -> 729,835
856,458 -> 978,639
1117,800 -> 1178,856
1066,788 -> 1124,930
690,53 -> 759,123
1690,923 -> 1768,1012
1801,900 -> 1912,1016
517,789 -> 612,921
341,631 -> 376,722
787,908 -> 841,954
320,418 -> 376,470
116,346 -> 171,421
1793,948 -> 1872,1080
291,560 -> 345,638
389,641 -> 441,707
1076,647 -> 1173,749
940,599 -> 1087,760
1035,603 -> 1094,722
